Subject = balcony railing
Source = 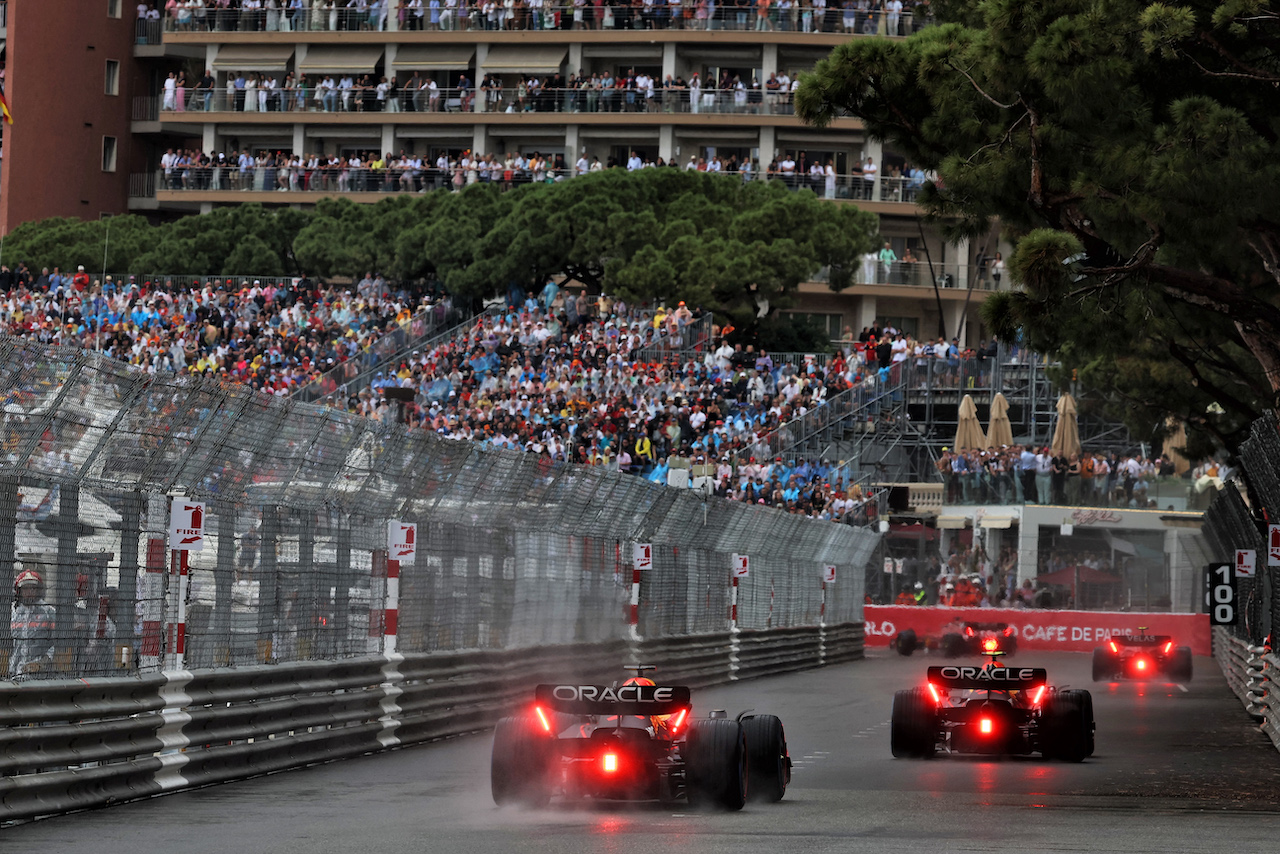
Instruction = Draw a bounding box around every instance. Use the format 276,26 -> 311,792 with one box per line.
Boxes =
147,165 -> 915,204
157,3 -> 930,36
152,85 -> 816,117
128,172 -> 157,198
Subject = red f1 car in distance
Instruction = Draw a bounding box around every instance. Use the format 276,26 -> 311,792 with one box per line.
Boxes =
1092,629 -> 1193,682
491,669 -> 791,810
893,621 -> 1019,658
891,656 -> 1095,762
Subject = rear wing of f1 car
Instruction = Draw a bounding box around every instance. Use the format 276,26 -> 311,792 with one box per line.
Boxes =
926,666 -> 1048,690
1112,634 -> 1172,647
535,683 -> 692,716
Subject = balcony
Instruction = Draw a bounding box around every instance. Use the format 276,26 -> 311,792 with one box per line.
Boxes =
130,164 -> 921,214
155,4 -> 930,40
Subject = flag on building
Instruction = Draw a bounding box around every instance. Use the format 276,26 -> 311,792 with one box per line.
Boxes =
0,91 -> 12,124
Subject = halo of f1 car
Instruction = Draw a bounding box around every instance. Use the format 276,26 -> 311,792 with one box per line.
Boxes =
491,666 -> 792,810
892,621 -> 1019,658
891,652 -> 1096,761
1092,628 -> 1193,682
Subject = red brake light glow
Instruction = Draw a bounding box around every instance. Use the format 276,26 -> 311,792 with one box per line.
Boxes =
927,683 -> 942,704
603,753 -> 619,773
534,705 -> 552,733
670,708 -> 688,734
965,626 -> 975,637
1164,641 -> 1173,654
1136,658 -> 1147,671
1031,685 -> 1047,705
1003,626 -> 1015,637
979,717 -> 993,734
1109,641 -> 1119,653
983,639 -> 999,653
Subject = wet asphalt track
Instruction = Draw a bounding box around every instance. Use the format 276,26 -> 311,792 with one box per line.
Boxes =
7,650 -> 1280,854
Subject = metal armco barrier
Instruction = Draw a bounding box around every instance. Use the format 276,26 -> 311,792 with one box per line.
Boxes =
0,624 -> 862,823
1213,627 -> 1269,721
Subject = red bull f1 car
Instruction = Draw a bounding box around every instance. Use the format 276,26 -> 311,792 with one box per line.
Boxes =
891,657 -> 1095,762
893,621 -> 1019,658
491,669 -> 791,810
1092,630 -> 1193,682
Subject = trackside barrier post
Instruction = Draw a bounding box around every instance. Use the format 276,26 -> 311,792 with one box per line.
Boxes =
165,549 -> 188,671
630,543 -> 651,643
141,538 -> 166,671
819,565 -> 836,666
385,558 -> 400,655
729,554 -> 749,680
369,549 -> 387,655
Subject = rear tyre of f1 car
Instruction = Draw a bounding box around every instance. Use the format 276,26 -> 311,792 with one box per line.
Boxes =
941,633 -> 965,659
742,714 -> 790,802
1171,646 -> 1193,683
1004,635 -> 1018,656
491,714 -> 555,807
1091,647 -> 1116,682
1042,690 -> 1093,762
894,628 -> 918,656
685,718 -> 748,811
890,688 -> 936,758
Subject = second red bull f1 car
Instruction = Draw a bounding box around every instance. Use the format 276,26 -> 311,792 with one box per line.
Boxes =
1092,630 -> 1193,682
891,657 -> 1095,762
491,669 -> 791,810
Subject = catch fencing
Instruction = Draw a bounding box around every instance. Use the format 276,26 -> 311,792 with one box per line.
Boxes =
0,333 -> 875,679
0,334 -> 876,820
1201,412 -> 1280,751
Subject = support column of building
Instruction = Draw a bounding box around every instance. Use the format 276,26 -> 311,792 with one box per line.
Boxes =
662,43 -> 677,81
857,294 -> 878,332
382,124 -> 396,157
565,125 -> 582,172
387,0 -> 401,30
568,43 -> 584,77
473,126 -> 489,158
762,44 -> 778,82
865,137 -> 883,201
759,126 -> 776,165
293,124 -> 305,158
659,125 -> 675,165
954,236 -> 971,290
946,300 -> 966,346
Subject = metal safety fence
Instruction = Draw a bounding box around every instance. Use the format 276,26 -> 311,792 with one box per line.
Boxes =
1201,412 -> 1279,752
0,333 -> 876,683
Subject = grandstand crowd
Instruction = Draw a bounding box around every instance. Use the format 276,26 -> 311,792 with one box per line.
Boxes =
0,265 -> 885,527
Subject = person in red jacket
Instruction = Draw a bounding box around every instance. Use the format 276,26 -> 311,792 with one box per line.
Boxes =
71,266 -> 92,292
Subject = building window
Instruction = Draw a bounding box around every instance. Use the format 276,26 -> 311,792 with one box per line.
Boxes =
108,0 -> 123,18
105,60 -> 120,96
102,137 -> 118,172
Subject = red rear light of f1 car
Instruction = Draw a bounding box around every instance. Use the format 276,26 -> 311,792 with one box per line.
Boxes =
979,717 -> 994,735
1003,626 -> 1015,637
534,705 -> 552,733
1135,658 -> 1148,671
1031,685 -> 1047,706
965,626 -> 975,637
927,683 -> 942,704
1164,641 -> 1173,654
670,708 -> 688,735
983,639 -> 999,653
602,753 -> 619,773
1109,641 -> 1119,654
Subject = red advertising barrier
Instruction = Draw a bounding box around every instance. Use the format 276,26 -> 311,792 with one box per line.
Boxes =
864,606 -> 1212,656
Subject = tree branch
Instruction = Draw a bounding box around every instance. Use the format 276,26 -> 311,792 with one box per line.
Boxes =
946,61 -> 1020,110
1168,340 -> 1263,422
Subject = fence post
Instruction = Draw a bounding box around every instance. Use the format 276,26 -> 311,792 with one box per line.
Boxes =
140,537 -> 166,670
368,549 -> 387,655
385,557 -> 401,655
165,548 -> 189,671
0,476 -> 19,673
